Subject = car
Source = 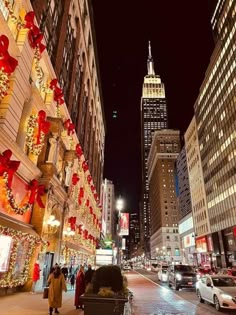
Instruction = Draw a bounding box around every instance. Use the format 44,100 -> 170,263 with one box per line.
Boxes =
196,275 -> 236,311
157,265 -> 169,282
168,264 -> 197,290
122,264 -> 131,271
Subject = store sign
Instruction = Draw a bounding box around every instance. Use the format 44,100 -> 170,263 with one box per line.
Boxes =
0,235 -> 12,272
119,213 -> 129,236
183,233 -> 195,248
196,236 -> 207,253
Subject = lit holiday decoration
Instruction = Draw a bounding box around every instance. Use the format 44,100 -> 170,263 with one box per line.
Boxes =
3,0 -> 23,27
72,173 -> 80,185
0,35 -> 18,100
68,217 -> 76,231
76,143 -> 83,158
0,149 -> 45,214
0,225 -> 43,288
26,110 -> 50,155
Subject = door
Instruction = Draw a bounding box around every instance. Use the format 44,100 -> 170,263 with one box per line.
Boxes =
42,252 -> 54,287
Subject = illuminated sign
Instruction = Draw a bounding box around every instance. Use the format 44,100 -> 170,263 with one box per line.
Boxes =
119,213 -> 129,236
196,236 -> 207,253
0,235 -> 12,272
183,233 -> 195,248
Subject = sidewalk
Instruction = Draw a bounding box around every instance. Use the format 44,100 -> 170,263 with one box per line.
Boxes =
0,271 -> 197,315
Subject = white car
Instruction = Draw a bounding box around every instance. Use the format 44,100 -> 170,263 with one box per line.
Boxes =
196,275 -> 236,311
157,265 -> 169,282
122,264 -> 131,271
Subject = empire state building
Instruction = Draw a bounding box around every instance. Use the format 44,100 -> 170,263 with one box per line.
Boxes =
140,42 -> 168,253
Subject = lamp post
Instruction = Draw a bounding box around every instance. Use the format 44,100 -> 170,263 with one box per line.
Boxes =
116,197 -> 124,266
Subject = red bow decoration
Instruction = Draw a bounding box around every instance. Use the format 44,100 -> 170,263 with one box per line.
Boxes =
94,193 -> 98,200
79,187 -> 84,198
72,173 -> 80,185
82,161 -> 89,172
68,217 -> 76,231
28,179 -> 45,208
87,175 -> 92,184
0,149 -> 20,187
24,12 -> 46,54
89,206 -> 93,215
0,35 -> 18,74
36,110 -> 50,144
86,199 -> 90,207
76,144 -> 83,158
63,119 -> 75,136
49,79 -> 64,105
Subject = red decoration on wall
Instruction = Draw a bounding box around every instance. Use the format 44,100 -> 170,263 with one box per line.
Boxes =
68,217 -> 76,231
24,12 -> 46,54
28,179 -> 45,208
91,185 -> 95,192
49,79 -> 64,105
0,35 -> 18,74
82,161 -> 89,172
86,199 -> 89,207
76,144 -> 83,158
72,173 -> 80,185
87,175 -> 92,183
36,110 -> 50,144
89,206 -> 93,215
0,149 -> 20,187
79,187 -> 84,198
63,119 -> 75,136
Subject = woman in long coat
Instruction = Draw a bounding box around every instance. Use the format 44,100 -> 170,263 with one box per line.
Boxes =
74,266 -> 85,309
48,266 -> 67,315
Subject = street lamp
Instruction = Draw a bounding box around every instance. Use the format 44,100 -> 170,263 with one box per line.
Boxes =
116,197 -> 124,265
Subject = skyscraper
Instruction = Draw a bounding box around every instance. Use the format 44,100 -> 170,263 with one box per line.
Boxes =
140,42 -> 168,254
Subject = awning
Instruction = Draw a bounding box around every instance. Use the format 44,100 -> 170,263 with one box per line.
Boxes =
0,213 -> 39,237
65,240 -> 94,255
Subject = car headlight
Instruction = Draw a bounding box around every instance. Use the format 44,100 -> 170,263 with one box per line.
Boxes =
176,273 -> 182,280
221,293 -> 233,300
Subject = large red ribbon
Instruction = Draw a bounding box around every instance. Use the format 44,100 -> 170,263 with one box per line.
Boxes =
0,35 -> 18,74
36,110 -> 50,144
0,149 -> 20,187
24,12 -> 46,54
76,144 -> 83,158
28,179 -> 45,208
49,79 -> 64,105
72,173 -> 79,185
68,216 -> 76,231
63,119 -> 75,136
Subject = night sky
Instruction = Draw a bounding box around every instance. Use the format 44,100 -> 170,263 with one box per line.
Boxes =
91,1 -> 216,212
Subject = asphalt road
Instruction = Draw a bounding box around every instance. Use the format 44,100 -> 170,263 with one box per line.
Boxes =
133,268 -> 235,314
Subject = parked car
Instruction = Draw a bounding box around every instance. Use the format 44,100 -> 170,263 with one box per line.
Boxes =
157,265 -> 169,282
196,275 -> 236,311
218,268 -> 236,281
168,264 -> 197,291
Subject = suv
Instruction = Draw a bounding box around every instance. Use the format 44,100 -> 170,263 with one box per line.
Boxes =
168,264 -> 197,290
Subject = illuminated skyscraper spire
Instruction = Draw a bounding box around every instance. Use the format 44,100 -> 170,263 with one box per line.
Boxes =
147,41 -> 155,75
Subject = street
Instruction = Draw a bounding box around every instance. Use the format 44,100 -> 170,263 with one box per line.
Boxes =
0,270 -> 235,315
127,269 -> 234,315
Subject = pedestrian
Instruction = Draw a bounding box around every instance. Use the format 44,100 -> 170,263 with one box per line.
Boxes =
61,264 -> 69,280
74,266 -> 85,309
84,264 -> 94,288
70,273 -> 75,290
31,260 -> 40,294
47,266 -> 67,315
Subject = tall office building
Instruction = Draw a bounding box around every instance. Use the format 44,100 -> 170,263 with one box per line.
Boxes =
194,0 -> 236,267
147,130 -> 181,261
140,42 -> 168,254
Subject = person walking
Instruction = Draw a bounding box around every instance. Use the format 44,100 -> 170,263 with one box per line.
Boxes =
61,264 -> 69,281
47,266 -> 67,315
84,264 -> 94,288
74,266 -> 85,309
31,260 -> 40,294
70,273 -> 75,290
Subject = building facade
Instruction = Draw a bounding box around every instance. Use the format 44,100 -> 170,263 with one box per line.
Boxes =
100,178 -> 115,239
128,212 -> 140,258
0,0 -> 104,292
194,0 -> 236,267
147,130 -> 181,262
140,42 -> 168,255
184,117 -> 211,266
